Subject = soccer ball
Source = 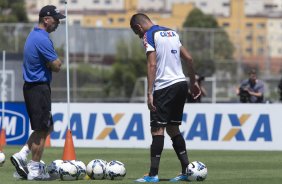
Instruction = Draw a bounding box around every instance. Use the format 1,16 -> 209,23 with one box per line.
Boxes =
59,161 -> 78,181
186,161 -> 208,181
105,160 -> 126,180
47,159 -> 64,179
86,159 -> 107,180
0,152 -> 5,167
71,160 -> 86,180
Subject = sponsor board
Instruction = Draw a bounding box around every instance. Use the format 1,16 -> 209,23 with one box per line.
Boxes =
2,103 -> 282,150
50,103 -> 282,150
0,102 -> 29,145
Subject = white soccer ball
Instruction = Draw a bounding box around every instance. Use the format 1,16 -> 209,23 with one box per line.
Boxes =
0,152 -> 5,167
105,160 -> 126,180
86,159 -> 107,180
71,160 -> 86,180
59,161 -> 78,181
47,159 -> 64,179
186,161 -> 208,181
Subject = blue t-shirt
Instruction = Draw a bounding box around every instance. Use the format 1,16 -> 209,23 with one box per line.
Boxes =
23,27 -> 58,83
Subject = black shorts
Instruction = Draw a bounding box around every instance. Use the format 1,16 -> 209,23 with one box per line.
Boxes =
23,82 -> 53,131
150,81 -> 188,127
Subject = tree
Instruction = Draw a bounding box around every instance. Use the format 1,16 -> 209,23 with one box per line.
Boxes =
106,37 -> 146,100
0,0 -> 28,22
0,0 -> 29,52
182,8 -> 234,76
51,63 -> 112,102
0,24 -> 31,52
183,8 -> 218,28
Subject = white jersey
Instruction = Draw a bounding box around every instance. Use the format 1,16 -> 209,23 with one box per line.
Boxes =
143,25 -> 186,91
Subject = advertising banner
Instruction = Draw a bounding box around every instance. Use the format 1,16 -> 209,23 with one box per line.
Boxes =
0,102 -> 29,145
1,103 -> 282,150
50,103 -> 282,150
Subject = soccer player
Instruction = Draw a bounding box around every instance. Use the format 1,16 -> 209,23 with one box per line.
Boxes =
10,5 -> 64,180
130,13 -> 201,182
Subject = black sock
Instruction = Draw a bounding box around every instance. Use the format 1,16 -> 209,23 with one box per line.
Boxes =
172,134 -> 189,174
149,135 -> 164,176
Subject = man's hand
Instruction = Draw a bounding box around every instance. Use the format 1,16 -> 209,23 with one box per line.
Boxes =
190,82 -> 201,100
46,59 -> 62,72
147,93 -> 156,112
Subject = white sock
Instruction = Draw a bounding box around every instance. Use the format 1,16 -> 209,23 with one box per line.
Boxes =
19,145 -> 30,159
30,160 -> 40,165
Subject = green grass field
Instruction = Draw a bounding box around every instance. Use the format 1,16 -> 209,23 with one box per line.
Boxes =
0,146 -> 281,183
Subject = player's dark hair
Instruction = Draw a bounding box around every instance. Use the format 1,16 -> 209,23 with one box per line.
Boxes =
248,69 -> 256,75
39,16 -> 44,24
130,13 -> 151,29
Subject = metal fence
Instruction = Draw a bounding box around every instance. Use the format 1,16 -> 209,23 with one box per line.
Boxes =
0,23 -> 281,103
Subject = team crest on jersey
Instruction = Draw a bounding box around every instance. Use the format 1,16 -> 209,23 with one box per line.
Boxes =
160,31 -> 176,37
143,33 -> 148,48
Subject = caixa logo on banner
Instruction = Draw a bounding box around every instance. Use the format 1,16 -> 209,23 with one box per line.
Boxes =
51,112 -> 272,142
51,113 -> 144,140
0,103 -> 29,145
182,113 -> 272,142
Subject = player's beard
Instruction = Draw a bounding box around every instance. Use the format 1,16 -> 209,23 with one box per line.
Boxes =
46,23 -> 58,33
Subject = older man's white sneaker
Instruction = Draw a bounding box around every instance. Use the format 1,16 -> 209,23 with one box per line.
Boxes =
27,161 -> 50,181
10,153 -> 28,179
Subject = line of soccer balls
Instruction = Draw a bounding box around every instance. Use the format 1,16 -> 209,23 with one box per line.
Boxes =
48,159 -> 126,180
1,151 -> 208,181
0,151 -> 126,181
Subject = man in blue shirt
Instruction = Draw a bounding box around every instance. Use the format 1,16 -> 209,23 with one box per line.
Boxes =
10,5 -> 64,180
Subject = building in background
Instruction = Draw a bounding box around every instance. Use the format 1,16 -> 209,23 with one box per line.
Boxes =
25,0 -> 282,68
26,0 -> 125,25
217,0 -> 268,58
25,0 -> 282,27
217,0 -> 282,73
26,0 -> 230,27
267,14 -> 282,57
245,0 -> 282,15
1,0 -> 280,102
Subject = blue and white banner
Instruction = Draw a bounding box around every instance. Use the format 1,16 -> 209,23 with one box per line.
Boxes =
51,103 -> 282,150
1,103 -> 282,150
0,102 -> 29,145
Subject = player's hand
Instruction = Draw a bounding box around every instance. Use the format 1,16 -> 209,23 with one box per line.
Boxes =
190,82 -> 201,100
147,93 -> 156,112
46,63 -> 51,70
246,90 -> 252,95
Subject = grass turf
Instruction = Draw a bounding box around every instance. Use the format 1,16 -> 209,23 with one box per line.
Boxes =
0,146 -> 281,183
